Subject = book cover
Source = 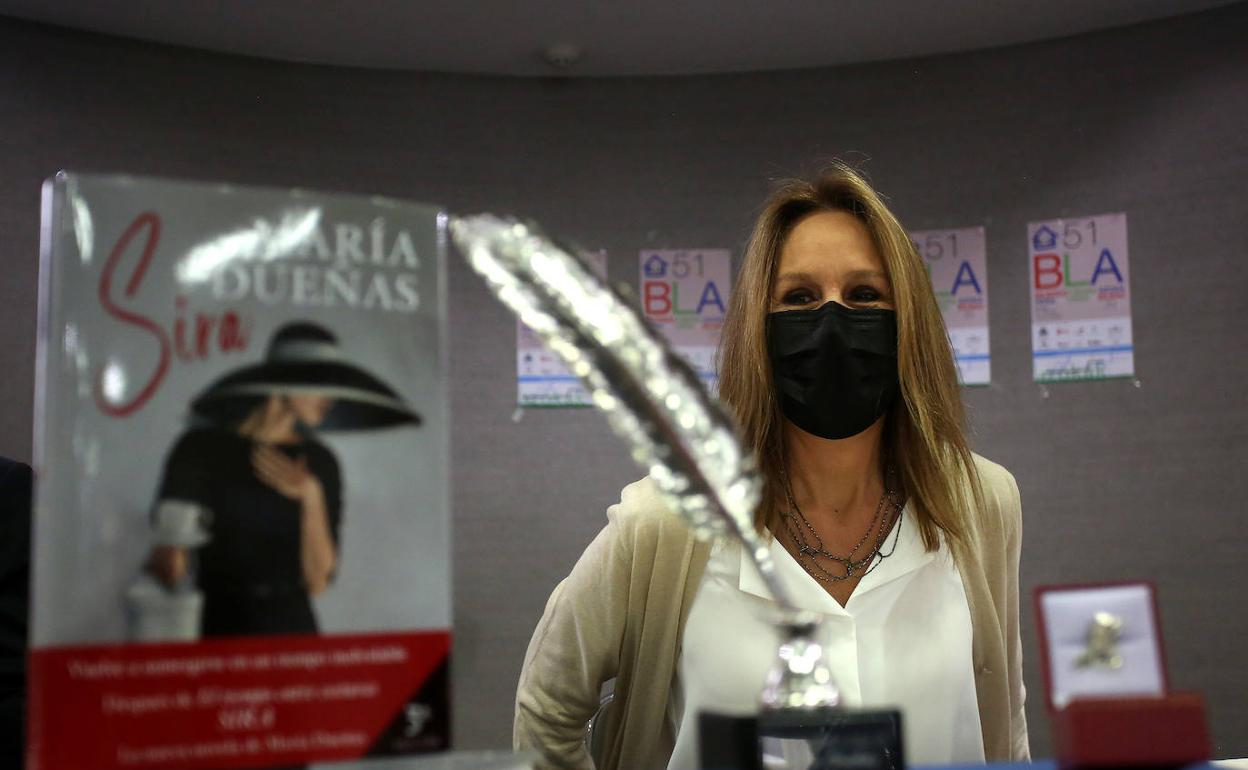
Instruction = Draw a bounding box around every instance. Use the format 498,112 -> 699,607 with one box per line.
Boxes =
30,172 -> 450,769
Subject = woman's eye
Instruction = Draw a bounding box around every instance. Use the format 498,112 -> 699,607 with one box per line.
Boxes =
782,290 -> 816,305
849,286 -> 884,303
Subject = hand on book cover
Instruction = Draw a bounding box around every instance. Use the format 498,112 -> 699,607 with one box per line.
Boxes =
145,545 -> 189,588
252,445 -> 322,502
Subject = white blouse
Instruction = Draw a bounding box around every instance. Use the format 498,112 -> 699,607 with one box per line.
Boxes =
666,504 -> 985,769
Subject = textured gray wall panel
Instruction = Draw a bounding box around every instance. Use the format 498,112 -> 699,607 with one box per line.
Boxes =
1,4 -> 1245,757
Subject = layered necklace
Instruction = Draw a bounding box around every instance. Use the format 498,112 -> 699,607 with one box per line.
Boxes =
779,465 -> 904,584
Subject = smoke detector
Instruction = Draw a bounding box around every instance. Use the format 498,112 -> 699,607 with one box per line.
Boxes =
542,43 -> 583,70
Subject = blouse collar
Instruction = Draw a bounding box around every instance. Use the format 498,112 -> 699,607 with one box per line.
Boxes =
737,501 -> 936,616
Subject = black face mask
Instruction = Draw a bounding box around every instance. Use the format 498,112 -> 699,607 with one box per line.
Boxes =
767,301 -> 900,440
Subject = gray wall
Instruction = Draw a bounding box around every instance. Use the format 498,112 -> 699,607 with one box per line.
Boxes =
2,3 -> 1247,758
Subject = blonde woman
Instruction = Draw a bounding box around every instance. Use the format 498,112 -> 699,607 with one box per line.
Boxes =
515,164 -> 1028,768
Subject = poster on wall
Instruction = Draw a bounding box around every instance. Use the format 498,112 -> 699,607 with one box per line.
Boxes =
30,173 -> 451,770
639,249 -> 730,392
911,226 -> 990,386
1028,213 -> 1134,382
517,249 -> 607,407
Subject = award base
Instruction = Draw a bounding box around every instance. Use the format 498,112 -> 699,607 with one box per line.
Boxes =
698,708 -> 903,770
1051,692 -> 1210,768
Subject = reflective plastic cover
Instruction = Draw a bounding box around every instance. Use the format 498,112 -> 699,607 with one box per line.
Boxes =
32,172 -> 450,769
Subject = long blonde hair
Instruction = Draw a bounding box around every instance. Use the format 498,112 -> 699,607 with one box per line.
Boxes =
718,162 -> 980,550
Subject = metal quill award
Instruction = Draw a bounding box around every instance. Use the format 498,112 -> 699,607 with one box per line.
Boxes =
449,216 -> 903,770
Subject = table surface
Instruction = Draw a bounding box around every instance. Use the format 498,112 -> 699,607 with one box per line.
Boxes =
302,756 -> 1248,770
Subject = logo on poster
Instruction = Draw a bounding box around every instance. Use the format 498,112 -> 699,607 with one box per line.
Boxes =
1033,248 -> 1124,290
1032,225 -> 1058,251
950,262 -> 982,295
641,252 -> 726,319
925,258 -> 983,312
643,254 -> 668,278
643,279 -> 726,318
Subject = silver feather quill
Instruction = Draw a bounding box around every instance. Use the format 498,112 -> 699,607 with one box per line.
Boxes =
450,214 -> 839,709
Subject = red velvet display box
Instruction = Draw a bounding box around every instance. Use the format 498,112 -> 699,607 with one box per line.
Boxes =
1050,693 -> 1210,767
1034,583 -> 1211,769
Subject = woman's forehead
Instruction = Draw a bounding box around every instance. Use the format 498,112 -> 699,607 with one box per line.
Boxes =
777,210 -> 884,277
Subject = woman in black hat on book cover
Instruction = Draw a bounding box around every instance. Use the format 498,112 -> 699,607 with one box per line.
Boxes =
146,322 -> 421,637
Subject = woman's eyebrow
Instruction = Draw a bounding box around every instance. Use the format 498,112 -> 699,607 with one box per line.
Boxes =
843,269 -> 888,282
775,269 -> 887,285
773,270 -> 818,286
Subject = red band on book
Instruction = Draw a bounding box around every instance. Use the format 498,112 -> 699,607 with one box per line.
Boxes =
28,630 -> 450,770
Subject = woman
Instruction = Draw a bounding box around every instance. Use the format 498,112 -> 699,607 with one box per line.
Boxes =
147,322 -> 421,637
514,163 -> 1028,768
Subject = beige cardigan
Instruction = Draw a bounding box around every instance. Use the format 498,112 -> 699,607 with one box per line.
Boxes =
515,455 -> 1029,768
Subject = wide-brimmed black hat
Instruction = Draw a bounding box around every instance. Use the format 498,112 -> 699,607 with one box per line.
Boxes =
190,322 -> 422,430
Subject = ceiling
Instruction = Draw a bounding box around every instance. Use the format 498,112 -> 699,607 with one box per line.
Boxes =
0,0 -> 1238,77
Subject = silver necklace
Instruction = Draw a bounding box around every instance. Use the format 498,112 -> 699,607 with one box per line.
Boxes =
791,502 -> 904,584
780,466 -> 903,583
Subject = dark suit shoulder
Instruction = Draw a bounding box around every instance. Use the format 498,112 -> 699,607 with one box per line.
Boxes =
0,456 -> 32,764
0,458 -> 32,581
0,459 -> 31,500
